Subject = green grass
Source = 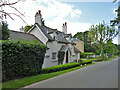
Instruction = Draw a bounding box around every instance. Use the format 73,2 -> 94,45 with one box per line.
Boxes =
2,63 -> 94,89
81,58 -> 97,61
81,56 -> 117,62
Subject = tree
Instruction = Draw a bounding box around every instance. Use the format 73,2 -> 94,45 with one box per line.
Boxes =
24,25 -> 33,32
73,32 -> 84,41
0,0 -> 27,24
1,21 -> 10,40
73,31 -> 92,52
116,44 -> 120,55
110,0 -> 120,26
88,23 -> 118,59
24,17 -> 45,32
104,42 -> 118,55
41,18 -> 45,26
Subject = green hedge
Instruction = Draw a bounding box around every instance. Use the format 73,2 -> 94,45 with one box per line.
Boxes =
42,63 -> 80,73
80,52 -> 94,58
80,60 -> 92,65
2,40 -> 47,82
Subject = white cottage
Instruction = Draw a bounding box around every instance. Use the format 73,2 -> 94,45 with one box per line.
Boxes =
26,10 -> 81,68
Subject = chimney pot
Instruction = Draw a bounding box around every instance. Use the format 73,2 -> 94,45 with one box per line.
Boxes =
35,10 -> 42,26
65,22 -> 67,25
38,10 -> 41,14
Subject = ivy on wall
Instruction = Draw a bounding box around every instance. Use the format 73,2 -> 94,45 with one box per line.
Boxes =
58,51 -> 65,65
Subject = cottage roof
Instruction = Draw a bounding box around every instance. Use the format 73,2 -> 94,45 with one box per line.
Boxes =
60,45 -> 69,52
57,32 -> 70,44
28,23 -> 70,44
63,34 -> 72,38
10,30 -> 43,44
37,24 -> 55,41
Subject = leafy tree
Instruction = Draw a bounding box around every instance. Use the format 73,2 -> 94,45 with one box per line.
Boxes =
111,0 -> 120,26
116,44 -> 120,55
24,18 -> 45,33
41,18 -> 45,26
73,32 -> 84,41
73,31 -> 93,52
1,22 -> 10,40
104,42 -> 118,55
24,25 -> 33,32
88,23 -> 118,59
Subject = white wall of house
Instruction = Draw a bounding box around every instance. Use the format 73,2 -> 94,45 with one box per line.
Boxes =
42,41 -> 75,68
74,53 -> 80,61
42,41 -> 63,68
29,27 -> 48,44
69,44 -> 75,62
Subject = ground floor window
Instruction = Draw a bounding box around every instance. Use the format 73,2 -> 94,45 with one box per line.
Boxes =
52,52 -> 57,59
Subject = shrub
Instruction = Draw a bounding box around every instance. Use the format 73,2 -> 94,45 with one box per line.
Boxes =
80,52 -> 94,58
2,40 -> 47,82
42,63 -> 80,73
2,22 -> 10,40
58,51 -> 65,65
80,60 -> 92,65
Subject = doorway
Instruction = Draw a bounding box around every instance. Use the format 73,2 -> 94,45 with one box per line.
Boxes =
66,50 -> 68,63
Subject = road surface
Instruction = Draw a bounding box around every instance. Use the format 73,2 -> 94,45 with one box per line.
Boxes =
22,58 -> 118,88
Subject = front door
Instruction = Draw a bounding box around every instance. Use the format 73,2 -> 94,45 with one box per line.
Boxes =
66,50 -> 68,63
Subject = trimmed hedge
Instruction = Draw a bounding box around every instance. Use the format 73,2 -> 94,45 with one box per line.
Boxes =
2,40 -> 47,82
42,63 -> 80,73
80,60 -> 92,65
80,52 -> 94,58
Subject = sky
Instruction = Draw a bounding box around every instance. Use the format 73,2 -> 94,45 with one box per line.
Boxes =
3,0 -> 119,44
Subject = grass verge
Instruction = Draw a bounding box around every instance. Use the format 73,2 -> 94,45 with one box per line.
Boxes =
2,63 -> 94,89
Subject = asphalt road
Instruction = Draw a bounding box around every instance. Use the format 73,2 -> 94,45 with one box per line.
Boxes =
22,58 -> 118,88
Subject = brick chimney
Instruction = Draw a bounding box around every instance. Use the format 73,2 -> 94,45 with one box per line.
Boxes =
62,22 -> 67,34
35,10 -> 42,26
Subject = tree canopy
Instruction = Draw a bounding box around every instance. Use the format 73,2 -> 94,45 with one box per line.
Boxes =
73,31 -> 92,52
1,22 -> 10,40
88,23 -> 118,58
24,25 -> 33,33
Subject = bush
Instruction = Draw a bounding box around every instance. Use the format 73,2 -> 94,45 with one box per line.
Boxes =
80,60 -> 92,65
58,51 -> 65,65
2,40 -> 47,82
42,63 -> 80,73
80,52 -> 94,58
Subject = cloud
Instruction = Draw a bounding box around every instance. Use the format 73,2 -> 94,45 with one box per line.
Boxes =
5,0 -> 91,35
45,17 -> 91,35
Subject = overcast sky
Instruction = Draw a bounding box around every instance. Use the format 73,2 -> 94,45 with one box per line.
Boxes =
4,0 -> 118,44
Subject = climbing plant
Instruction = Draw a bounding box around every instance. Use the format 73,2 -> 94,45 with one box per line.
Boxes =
58,51 -> 65,65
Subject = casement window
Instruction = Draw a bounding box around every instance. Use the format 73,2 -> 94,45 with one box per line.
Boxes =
52,52 -> 57,59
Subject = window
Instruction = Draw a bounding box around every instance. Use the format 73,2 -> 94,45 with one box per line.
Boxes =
52,52 -> 57,59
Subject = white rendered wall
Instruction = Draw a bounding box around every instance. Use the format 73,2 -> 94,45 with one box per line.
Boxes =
29,27 -> 48,45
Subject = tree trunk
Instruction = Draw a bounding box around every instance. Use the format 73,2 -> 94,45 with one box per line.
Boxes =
101,47 -> 104,60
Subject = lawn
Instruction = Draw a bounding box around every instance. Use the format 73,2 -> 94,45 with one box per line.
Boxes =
81,58 -> 97,61
2,63 -> 94,89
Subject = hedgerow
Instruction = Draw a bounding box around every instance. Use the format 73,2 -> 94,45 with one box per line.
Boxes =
80,60 -> 92,65
2,40 -> 47,82
42,63 -> 80,73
